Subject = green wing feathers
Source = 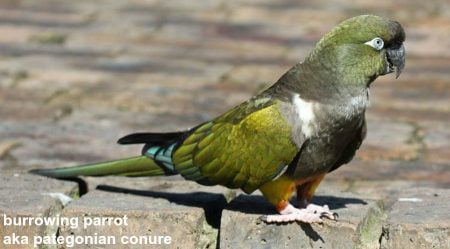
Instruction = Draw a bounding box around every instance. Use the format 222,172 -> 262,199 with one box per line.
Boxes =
31,98 -> 299,194
173,100 -> 299,193
30,156 -> 165,178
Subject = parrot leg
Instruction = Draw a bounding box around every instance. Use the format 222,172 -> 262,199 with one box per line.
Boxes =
296,174 -> 338,220
259,175 -> 336,223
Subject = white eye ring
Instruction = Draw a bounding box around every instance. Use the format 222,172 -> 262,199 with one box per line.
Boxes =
365,37 -> 384,50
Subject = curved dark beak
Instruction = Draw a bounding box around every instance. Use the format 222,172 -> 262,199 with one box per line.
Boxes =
386,44 -> 405,78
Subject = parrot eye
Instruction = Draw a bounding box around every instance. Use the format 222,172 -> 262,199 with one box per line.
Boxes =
365,37 -> 384,50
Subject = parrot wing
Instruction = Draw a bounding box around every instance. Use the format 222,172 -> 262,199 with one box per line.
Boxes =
173,97 -> 300,193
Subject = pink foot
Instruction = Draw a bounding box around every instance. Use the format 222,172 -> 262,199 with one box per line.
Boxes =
261,204 -> 335,224
304,203 -> 338,220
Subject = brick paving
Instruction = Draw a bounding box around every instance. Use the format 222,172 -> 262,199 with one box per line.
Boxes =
0,0 -> 449,248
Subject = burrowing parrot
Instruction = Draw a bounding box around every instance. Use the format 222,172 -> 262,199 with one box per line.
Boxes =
31,15 -> 405,223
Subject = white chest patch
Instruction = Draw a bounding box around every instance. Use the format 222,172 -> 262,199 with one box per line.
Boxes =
343,93 -> 370,120
292,93 -> 316,138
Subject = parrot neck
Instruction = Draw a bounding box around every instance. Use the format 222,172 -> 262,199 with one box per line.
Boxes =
269,59 -> 370,106
305,46 -> 378,89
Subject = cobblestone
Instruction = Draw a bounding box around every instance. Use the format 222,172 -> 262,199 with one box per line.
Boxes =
0,172 -> 77,249
0,0 -> 449,248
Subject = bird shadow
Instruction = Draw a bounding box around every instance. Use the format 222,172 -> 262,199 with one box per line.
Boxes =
223,194 -> 367,243
53,177 -> 368,242
223,194 -> 367,214
96,184 -> 227,230
95,183 -> 367,243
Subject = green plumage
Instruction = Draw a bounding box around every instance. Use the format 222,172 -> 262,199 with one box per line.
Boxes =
30,156 -> 164,178
30,15 -> 405,213
172,99 -> 298,193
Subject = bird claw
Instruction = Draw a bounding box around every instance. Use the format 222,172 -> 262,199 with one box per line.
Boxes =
333,212 -> 339,219
320,211 -> 339,221
259,215 -> 269,223
304,203 -> 338,221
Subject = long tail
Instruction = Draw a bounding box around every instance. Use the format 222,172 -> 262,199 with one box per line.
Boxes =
29,156 -> 171,178
30,131 -> 189,178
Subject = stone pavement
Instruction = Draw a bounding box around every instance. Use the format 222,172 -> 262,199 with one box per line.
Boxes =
0,0 -> 449,248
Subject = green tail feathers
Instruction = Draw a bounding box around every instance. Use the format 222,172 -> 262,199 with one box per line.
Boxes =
30,156 -> 169,178
30,131 -> 185,179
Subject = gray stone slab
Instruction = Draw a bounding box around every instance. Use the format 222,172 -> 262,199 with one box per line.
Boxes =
0,172 -> 78,248
381,187 -> 450,249
58,179 -> 232,249
220,191 -> 384,249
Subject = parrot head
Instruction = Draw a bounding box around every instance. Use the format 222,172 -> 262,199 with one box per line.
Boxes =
307,15 -> 405,85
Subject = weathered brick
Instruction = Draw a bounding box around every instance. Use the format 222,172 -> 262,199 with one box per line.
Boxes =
58,179 -> 231,249
423,122 -> 450,164
0,172 -> 77,249
220,191 -> 384,249
380,188 -> 450,249
357,119 -> 420,161
0,0 -> 450,248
